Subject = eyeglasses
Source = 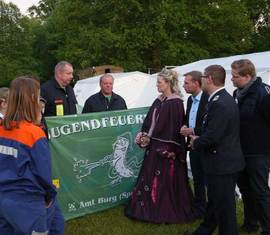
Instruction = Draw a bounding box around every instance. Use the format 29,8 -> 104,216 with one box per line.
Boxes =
231,74 -> 241,79
201,75 -> 210,79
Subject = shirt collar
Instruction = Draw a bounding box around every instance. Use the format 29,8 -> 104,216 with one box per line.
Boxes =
99,91 -> 115,99
53,78 -> 66,90
192,90 -> 203,102
208,87 -> 225,101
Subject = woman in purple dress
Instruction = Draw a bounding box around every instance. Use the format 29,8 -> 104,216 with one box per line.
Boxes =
125,68 -> 194,224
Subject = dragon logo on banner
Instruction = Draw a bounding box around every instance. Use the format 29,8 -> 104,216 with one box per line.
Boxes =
73,132 -> 142,185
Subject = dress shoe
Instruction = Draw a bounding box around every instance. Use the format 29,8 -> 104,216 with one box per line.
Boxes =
240,224 -> 259,233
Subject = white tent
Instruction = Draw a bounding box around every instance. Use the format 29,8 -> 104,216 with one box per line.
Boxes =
74,51 -> 270,109
174,51 -> 270,96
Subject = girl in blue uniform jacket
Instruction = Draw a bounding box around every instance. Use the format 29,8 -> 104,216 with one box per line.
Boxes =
0,76 -> 57,235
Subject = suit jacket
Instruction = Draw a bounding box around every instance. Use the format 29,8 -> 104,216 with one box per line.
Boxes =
193,89 -> 245,175
186,91 -> 209,136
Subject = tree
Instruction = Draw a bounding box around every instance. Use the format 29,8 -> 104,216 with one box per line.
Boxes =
34,0 -> 253,76
1,0 -> 256,85
0,0 -> 38,86
28,0 -> 57,19
242,0 -> 270,51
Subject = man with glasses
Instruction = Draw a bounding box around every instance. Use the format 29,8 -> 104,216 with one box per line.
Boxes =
184,65 -> 244,235
231,59 -> 270,234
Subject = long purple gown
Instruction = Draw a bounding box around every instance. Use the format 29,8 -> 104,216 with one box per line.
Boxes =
125,94 -> 195,224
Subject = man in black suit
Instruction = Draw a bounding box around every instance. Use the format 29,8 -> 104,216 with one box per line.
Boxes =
184,65 -> 245,235
180,71 -> 208,218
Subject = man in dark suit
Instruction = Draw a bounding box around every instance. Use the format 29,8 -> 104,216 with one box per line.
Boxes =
231,59 -> 270,234
180,71 -> 208,218
184,65 -> 245,235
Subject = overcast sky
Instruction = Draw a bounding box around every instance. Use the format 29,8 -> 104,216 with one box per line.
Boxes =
4,0 -> 40,14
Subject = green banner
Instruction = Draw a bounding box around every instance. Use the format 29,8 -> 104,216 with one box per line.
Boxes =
46,107 -> 149,221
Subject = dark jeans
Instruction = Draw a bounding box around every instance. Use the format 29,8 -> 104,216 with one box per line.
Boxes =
190,150 -> 207,217
237,156 -> 270,235
194,173 -> 238,235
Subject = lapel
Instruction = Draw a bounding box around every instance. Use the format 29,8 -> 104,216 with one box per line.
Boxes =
186,92 -> 208,127
196,92 -> 208,123
186,96 -> 193,123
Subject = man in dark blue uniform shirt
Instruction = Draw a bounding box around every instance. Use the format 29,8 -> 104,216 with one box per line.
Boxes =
231,59 -> 270,235
82,74 -> 127,113
41,61 -> 77,116
184,65 -> 245,235
40,61 -> 78,234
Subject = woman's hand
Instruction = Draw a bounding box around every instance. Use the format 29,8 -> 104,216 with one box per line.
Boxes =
135,132 -> 150,148
135,132 -> 143,145
140,133 -> 150,148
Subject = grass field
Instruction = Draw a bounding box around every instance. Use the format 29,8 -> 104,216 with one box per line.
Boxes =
64,202 -> 260,235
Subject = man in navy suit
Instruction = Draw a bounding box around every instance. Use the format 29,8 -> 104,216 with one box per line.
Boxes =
181,71 -> 208,218
184,65 -> 245,235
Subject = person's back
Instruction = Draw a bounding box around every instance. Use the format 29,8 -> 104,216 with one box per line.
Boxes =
0,76 -> 57,235
0,121 -> 54,197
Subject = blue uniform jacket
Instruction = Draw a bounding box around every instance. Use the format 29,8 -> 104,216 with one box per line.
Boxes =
0,121 -> 56,202
193,89 -> 245,175
41,78 -> 77,116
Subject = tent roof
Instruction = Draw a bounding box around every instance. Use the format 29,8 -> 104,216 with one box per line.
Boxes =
172,51 -> 270,96
74,51 -> 270,109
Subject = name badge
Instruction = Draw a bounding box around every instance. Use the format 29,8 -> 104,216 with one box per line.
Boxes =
53,179 -> 60,189
55,99 -> 64,116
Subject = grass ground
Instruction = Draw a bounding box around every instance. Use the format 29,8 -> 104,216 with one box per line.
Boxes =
64,202 -> 260,235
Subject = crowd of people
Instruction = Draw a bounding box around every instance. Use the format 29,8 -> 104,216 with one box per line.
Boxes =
0,59 -> 269,235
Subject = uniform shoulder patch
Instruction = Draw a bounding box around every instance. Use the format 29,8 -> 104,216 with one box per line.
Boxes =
265,85 -> 270,94
213,95 -> 220,101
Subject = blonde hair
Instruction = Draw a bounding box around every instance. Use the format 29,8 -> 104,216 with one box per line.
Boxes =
3,76 -> 41,130
158,68 -> 181,95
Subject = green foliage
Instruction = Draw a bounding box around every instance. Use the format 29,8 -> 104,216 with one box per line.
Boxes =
242,0 -> 270,52
35,0 -> 253,76
1,0 -> 270,85
0,0 -> 38,86
28,0 -> 57,19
